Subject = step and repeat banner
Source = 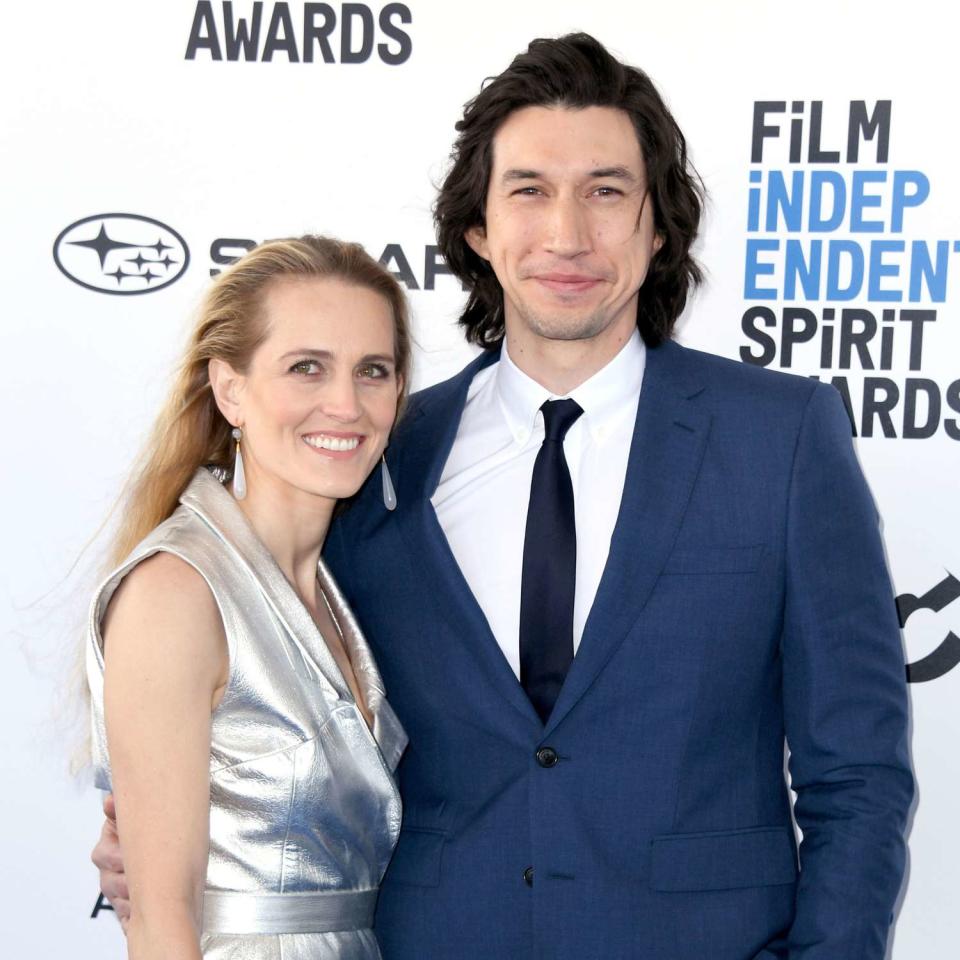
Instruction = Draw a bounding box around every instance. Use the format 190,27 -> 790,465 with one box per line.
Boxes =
3,1 -> 957,955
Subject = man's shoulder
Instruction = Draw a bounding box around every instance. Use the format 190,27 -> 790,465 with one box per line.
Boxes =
661,340 -> 852,454
663,339 -> 823,409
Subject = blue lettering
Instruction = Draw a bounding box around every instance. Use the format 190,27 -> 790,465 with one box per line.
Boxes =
826,240 -> 864,300
809,172 -> 846,232
909,240 -> 949,301
867,240 -> 904,301
850,171 -> 886,232
747,170 -> 762,232
744,239 -> 779,299
784,239 -> 822,299
765,171 -> 804,232
891,171 -> 930,231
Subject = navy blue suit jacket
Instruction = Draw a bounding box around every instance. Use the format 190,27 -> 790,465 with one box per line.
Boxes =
324,339 -> 913,960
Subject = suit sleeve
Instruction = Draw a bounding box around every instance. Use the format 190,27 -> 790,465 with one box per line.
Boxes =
778,383 -> 914,958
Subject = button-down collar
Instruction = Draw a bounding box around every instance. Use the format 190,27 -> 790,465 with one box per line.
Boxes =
495,329 -> 646,446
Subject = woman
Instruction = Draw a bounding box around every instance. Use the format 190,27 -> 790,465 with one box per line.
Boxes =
86,236 -> 411,959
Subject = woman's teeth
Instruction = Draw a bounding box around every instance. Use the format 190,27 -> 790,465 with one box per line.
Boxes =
303,435 -> 361,452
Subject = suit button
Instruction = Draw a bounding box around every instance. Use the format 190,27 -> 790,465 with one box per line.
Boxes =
523,866 -> 534,887
536,746 -> 559,768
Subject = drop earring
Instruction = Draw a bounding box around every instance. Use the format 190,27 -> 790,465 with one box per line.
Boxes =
232,426 -> 247,500
381,454 -> 397,511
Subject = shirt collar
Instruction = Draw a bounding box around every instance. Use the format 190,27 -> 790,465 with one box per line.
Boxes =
495,329 -> 646,445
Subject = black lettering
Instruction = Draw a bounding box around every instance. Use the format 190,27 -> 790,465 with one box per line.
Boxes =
424,245 -> 457,290
185,1 -> 223,60
91,893 -> 114,919
945,379 -> 960,441
341,3 -> 374,63
819,309 -> 835,367
808,101 -> 841,163
898,572 -> 960,624
262,2 -> 299,61
740,307 -> 777,366
303,3 -> 336,62
378,3 -> 412,65
750,102 -> 785,163
906,631 -> 960,682
210,238 -> 257,276
899,573 -> 960,682
828,376 -> 857,434
839,308 -> 877,370
861,377 -> 899,438
379,244 -> 418,289
223,1 -> 262,60
846,100 -> 891,163
903,378 -> 941,439
780,307 -> 817,369
789,101 -> 803,164
879,309 -> 895,369
899,309 -> 936,371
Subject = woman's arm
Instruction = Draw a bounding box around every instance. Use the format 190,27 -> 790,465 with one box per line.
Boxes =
102,552 -> 228,960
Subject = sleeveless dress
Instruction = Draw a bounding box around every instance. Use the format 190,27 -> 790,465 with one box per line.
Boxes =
86,468 -> 407,959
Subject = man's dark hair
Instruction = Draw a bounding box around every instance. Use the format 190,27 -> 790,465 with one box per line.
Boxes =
434,32 -> 704,348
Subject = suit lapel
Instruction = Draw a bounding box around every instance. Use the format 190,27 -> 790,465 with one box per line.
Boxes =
318,559 -> 409,771
184,470 -> 408,770
393,350 -> 543,730
544,340 -> 712,736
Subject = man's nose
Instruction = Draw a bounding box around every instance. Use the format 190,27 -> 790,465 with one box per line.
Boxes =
543,194 -> 592,258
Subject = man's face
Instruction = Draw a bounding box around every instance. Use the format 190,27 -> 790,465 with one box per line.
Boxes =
466,105 -> 663,349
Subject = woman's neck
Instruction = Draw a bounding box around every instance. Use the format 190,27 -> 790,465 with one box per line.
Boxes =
233,473 -> 336,605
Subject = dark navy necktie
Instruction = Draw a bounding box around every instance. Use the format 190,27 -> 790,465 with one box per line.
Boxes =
519,398 -> 584,723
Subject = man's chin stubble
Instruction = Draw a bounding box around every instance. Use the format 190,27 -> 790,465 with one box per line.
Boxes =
520,309 -> 613,343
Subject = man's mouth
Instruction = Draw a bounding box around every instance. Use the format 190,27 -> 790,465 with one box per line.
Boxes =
533,272 -> 604,294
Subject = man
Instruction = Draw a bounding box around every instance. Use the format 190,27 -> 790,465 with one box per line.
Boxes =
96,33 -> 913,959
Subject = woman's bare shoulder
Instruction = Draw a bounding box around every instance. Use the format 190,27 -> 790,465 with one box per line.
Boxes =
102,550 -> 223,651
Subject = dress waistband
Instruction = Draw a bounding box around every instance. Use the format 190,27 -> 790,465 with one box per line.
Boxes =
201,887 -> 378,935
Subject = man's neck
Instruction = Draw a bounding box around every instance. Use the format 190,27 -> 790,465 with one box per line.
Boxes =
503,320 -> 638,396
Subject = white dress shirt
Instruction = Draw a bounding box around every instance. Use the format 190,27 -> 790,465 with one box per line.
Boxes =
431,331 -> 645,678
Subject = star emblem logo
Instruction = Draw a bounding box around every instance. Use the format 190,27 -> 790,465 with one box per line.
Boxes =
53,214 -> 190,296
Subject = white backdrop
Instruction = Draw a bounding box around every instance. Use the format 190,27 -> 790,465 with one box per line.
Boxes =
2,1 -> 957,955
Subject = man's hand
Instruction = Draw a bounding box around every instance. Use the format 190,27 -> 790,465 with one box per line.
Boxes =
91,793 -> 130,933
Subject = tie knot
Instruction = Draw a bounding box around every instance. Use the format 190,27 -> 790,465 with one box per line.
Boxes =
540,398 -> 583,443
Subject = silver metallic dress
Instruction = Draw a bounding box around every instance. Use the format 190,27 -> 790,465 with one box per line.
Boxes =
86,468 -> 407,959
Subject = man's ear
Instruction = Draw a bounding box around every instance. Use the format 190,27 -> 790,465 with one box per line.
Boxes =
653,232 -> 665,255
465,225 -> 490,262
208,358 -> 245,427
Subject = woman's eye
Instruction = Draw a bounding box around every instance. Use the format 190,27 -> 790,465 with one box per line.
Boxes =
290,359 -> 321,375
357,363 -> 390,380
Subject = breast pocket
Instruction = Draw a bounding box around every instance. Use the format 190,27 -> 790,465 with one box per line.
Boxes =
650,825 -> 797,892
661,544 -> 764,576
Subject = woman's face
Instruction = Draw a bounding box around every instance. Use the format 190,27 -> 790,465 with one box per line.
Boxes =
221,276 -> 401,508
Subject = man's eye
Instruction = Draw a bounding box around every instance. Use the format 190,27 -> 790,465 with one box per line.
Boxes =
290,359 -> 321,375
593,186 -> 623,197
512,186 -> 543,196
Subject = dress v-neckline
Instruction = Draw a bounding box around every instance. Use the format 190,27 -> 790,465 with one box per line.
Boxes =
177,468 -> 409,774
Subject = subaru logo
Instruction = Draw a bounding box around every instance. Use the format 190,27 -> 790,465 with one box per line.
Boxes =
53,214 -> 190,295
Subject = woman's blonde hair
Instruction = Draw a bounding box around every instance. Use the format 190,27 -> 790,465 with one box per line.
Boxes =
109,235 -> 411,566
